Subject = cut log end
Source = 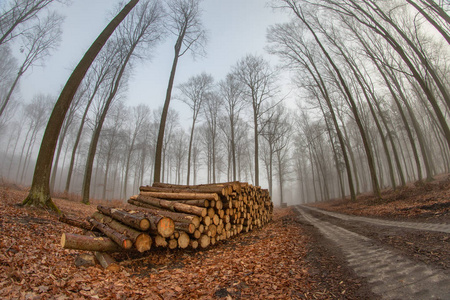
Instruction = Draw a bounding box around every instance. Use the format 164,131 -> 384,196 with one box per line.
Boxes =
135,234 -> 152,252
139,219 -> 151,231
94,252 -> 120,272
157,217 -> 175,238
177,232 -> 190,249
199,235 -> 210,248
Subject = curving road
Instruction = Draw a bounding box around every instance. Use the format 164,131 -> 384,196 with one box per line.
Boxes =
295,205 -> 450,299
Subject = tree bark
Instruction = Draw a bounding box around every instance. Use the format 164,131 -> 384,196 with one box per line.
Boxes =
154,24 -> 186,183
139,191 -> 218,201
135,195 -> 207,217
407,0 -> 450,45
97,205 -> 150,231
127,199 -> 201,228
88,218 -> 133,249
91,212 -> 152,252
59,214 -> 95,231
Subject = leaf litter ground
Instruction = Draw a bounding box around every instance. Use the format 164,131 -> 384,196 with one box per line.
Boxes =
4,173 -> 449,299
0,183 -> 366,300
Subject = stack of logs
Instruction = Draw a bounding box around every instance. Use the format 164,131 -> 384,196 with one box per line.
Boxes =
60,182 -> 273,269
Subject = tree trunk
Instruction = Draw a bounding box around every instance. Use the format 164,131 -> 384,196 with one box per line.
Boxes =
82,40 -> 137,204
127,199 -> 201,228
407,0 -> 450,45
23,0 -> 140,212
186,118 -> 196,185
0,69 -> 23,117
289,6 -> 381,197
50,123 -> 69,194
123,131 -> 138,198
154,27 -> 186,183
64,93 -> 95,195
253,107 -> 260,186
94,252 -> 120,272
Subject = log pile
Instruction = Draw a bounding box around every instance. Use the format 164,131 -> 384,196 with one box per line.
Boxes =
60,182 -> 273,269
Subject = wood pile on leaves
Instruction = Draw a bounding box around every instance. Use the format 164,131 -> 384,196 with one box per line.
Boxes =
60,182 -> 273,269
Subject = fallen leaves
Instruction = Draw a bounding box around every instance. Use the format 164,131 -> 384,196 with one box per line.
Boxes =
1,186 -> 330,299
313,173 -> 450,222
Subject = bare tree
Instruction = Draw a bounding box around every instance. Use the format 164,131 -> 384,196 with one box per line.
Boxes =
153,0 -> 206,183
0,45 -> 17,128
172,128 -> 188,184
161,108 -> 180,182
81,0 -> 165,204
99,102 -> 127,200
0,0 -> 64,45
24,0 -> 140,212
177,72 -> 213,184
219,73 -> 246,181
233,54 -> 278,187
0,11 -> 63,117
135,113 -> 157,186
274,115 -> 292,205
203,90 -> 223,183
63,55 -> 118,196
15,94 -> 53,184
50,85 -> 87,194
0,45 -> 17,97
123,104 -> 151,198
279,2 -> 381,198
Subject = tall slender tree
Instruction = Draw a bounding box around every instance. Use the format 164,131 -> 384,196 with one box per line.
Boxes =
81,0 -> 164,204
0,0 -> 64,45
153,0 -> 206,183
0,11 -> 63,117
233,54 -> 278,187
177,72 -> 213,184
219,73 -> 246,182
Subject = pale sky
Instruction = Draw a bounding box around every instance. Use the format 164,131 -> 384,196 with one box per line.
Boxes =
18,0 -> 293,124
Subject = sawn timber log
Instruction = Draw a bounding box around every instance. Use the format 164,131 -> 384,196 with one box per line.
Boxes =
134,195 -> 207,217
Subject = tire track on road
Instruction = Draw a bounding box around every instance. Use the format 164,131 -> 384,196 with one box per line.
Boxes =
295,206 -> 450,299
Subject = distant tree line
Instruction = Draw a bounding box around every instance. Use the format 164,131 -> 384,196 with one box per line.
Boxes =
267,0 -> 450,202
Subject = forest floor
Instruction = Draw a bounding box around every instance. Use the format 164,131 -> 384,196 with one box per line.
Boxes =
0,174 -> 449,299
312,172 -> 450,223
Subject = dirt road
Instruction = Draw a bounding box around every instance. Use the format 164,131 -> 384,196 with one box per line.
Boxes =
295,206 -> 450,299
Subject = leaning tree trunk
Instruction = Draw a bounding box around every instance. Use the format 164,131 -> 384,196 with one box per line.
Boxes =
50,118 -> 70,194
406,0 -> 450,46
301,17 -> 381,197
23,0 -> 140,212
64,88 -> 97,196
308,56 -> 356,201
82,43 -> 136,204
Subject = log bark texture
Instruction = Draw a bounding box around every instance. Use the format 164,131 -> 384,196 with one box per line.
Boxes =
135,195 -> 207,217
61,233 -> 122,252
88,218 -> 133,249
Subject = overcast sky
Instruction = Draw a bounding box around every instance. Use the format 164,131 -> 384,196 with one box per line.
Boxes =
19,0 -> 292,124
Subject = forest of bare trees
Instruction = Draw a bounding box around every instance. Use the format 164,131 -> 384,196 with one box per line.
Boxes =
1,0 -> 450,209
